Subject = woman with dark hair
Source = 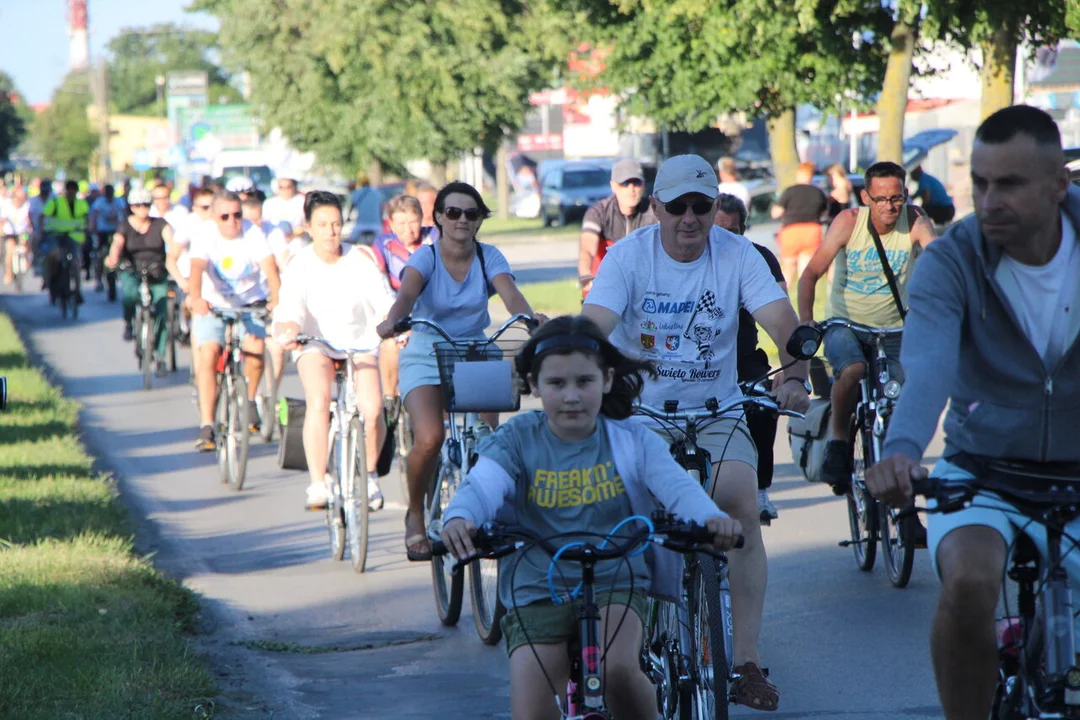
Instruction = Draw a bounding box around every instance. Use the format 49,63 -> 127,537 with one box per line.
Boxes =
275,190 -> 396,511
376,181 -> 543,560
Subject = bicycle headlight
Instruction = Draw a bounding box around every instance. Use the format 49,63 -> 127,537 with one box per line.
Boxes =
883,380 -> 902,400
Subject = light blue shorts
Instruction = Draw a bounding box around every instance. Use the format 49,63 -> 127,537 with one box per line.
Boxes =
191,311 -> 267,348
398,331 -> 442,402
927,458 -> 1080,591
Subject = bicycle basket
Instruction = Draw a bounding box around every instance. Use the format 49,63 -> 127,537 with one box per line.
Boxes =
434,339 -> 523,413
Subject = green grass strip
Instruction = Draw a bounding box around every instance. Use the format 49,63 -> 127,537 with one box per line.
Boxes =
0,313 -> 217,719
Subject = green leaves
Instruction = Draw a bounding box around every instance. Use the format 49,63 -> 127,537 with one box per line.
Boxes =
0,73 -> 28,164
29,73 -> 97,178
198,0 -> 571,175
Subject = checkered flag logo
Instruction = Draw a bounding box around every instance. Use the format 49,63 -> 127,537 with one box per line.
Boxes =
696,290 -> 723,320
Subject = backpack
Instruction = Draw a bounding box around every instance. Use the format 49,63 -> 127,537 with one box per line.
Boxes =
787,398 -> 832,484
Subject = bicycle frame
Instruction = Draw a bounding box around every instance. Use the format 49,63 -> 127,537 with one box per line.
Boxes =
913,469 -> 1080,718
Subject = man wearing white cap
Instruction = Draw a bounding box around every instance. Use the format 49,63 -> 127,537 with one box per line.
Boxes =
577,158 -> 657,298
583,153 -> 809,712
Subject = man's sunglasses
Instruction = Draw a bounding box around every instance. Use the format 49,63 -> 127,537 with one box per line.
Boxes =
617,179 -> 644,188
131,203 -> 150,209
663,198 -> 714,216
443,206 -> 480,221
219,212 -> 243,221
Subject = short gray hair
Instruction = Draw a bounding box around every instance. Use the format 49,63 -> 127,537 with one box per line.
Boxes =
716,193 -> 748,233
214,190 -> 242,206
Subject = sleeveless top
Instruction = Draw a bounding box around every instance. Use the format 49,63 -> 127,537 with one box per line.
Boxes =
120,217 -> 168,270
825,206 -> 914,329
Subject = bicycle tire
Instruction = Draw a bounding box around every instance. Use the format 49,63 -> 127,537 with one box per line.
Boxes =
166,296 -> 178,373
846,418 -> 878,572
133,311 -> 144,367
879,501 -> 916,588
258,348 -> 277,443
225,373 -> 251,491
644,599 -> 684,720
687,553 -> 730,720
469,558 -> 504,644
215,378 -> 230,484
56,260 -> 70,319
141,308 -> 154,391
345,416 -> 370,573
429,459 -> 464,626
326,431 -> 346,561
70,264 -> 80,320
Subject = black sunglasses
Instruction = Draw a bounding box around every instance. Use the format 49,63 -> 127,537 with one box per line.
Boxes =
663,198 -> 714,216
618,179 -> 644,188
443,206 -> 480,222
131,203 -> 150,208
219,212 -> 243,221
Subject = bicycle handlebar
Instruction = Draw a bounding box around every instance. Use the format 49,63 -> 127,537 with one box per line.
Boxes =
392,313 -> 539,343
817,318 -> 904,337
210,304 -> 271,321
432,512 -> 744,561
635,393 -> 805,423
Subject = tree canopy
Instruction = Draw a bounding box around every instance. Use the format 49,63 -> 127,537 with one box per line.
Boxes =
0,72 -> 28,163
30,72 -> 97,178
106,23 -> 240,116
193,0 -> 570,175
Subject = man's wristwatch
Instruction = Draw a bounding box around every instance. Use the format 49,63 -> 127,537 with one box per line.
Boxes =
784,376 -> 812,394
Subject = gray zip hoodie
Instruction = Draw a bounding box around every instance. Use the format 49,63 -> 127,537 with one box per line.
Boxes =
883,185 -> 1080,464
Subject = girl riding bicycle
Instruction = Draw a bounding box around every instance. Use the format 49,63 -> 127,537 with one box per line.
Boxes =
441,315 -> 742,720
275,191 -> 395,511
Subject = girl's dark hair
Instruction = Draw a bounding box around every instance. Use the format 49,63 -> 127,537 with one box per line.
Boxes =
515,315 -> 655,420
304,190 -> 342,222
432,181 -> 492,234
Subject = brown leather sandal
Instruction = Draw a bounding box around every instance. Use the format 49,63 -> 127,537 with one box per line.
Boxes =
731,662 -> 779,711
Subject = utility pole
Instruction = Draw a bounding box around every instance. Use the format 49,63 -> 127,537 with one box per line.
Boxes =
89,61 -> 111,181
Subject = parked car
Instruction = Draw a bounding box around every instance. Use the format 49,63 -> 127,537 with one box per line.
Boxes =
539,160 -> 616,227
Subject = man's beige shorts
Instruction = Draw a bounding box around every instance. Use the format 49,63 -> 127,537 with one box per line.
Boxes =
649,416 -> 758,485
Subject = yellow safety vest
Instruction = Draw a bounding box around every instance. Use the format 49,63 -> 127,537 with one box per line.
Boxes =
43,195 -> 90,244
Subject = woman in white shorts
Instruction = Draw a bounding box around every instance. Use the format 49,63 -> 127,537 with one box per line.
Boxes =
275,191 -> 395,510
376,181 -> 541,560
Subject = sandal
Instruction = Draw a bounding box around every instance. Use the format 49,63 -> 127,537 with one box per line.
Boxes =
404,510 -> 432,562
732,662 -> 779,711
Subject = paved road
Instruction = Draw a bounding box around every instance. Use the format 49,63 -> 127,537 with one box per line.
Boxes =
3,242 -> 947,719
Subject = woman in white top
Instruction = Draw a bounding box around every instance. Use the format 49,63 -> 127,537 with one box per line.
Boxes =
275,191 -> 395,510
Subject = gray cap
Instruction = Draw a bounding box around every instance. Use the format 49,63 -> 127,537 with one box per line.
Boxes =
610,158 -> 645,184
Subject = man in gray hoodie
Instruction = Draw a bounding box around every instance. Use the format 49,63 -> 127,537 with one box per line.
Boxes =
867,105 -> 1080,719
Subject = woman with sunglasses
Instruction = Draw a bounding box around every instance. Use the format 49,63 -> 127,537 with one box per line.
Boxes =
376,181 -> 543,560
104,188 -> 175,376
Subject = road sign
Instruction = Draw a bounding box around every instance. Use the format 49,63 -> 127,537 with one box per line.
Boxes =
178,105 -> 261,162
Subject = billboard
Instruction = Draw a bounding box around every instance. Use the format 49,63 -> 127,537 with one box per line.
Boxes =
177,104 -> 261,162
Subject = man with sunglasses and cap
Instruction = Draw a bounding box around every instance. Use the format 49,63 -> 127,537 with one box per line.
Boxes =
583,154 -> 811,712
188,191 -> 281,452
577,158 -> 657,299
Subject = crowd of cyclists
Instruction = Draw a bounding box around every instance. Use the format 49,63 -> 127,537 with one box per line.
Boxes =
1,102 -> 1077,719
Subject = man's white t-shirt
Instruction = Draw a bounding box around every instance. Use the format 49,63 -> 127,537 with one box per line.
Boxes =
586,225 -> 787,413
171,214 -> 215,278
994,212 -> 1080,369
263,194 -> 305,232
190,221 -> 272,308
150,203 -> 190,230
275,244 -> 394,355
2,202 -> 31,236
717,182 -> 751,211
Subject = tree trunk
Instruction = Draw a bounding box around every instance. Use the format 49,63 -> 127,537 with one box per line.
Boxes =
876,19 -> 918,164
429,162 -> 448,187
980,27 -> 1016,120
496,141 -> 510,220
767,108 -> 799,193
367,158 -> 384,187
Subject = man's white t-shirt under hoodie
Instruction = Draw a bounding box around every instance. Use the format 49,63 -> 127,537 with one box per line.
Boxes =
190,221 -> 272,308
585,224 -> 787,414
274,244 -> 394,355
994,212 -> 1080,369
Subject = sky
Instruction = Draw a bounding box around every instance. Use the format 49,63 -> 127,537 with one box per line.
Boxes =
0,0 -> 219,104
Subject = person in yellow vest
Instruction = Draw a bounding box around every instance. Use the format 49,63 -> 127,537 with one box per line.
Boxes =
42,180 -> 90,304
796,161 -> 937,494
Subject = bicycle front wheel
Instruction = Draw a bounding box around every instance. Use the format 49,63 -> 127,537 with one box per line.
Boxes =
429,459 -> 464,625
326,431 -> 346,561
687,554 -> 730,720
140,309 -> 154,391
258,348 -> 277,443
847,419 -> 878,572
644,599 -> 684,720
880,501 -> 916,588
344,416 -> 370,573
215,377 -> 230,484
469,557 -> 504,645
225,373 -> 251,491
166,294 -> 178,373
70,264 -> 80,320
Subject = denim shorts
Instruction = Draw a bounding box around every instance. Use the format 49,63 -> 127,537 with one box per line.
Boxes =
823,326 -> 904,383
191,311 -> 267,348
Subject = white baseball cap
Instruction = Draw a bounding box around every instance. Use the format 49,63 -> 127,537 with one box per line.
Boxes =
653,154 -> 719,203
226,176 -> 256,193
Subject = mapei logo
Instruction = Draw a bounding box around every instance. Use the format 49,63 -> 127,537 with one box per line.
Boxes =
642,297 -> 695,314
